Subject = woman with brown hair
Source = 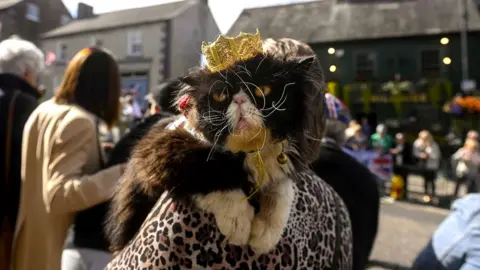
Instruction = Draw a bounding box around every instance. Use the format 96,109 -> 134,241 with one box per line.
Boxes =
11,47 -> 126,270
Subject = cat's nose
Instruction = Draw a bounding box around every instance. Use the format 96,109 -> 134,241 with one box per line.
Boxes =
233,95 -> 246,105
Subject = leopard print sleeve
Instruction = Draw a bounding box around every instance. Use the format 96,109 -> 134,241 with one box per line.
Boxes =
106,170 -> 353,270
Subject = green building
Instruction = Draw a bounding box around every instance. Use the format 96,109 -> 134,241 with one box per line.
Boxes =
229,0 -> 480,137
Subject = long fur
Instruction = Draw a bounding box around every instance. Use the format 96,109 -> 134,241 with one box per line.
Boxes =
105,125 -> 254,252
106,44 -> 327,253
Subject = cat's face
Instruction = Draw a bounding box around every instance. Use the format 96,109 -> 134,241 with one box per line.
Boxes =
181,53 -> 325,163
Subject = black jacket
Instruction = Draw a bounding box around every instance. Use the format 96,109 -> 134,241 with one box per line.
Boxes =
310,141 -> 380,270
0,73 -> 40,230
392,141 -> 414,166
70,112 -> 174,251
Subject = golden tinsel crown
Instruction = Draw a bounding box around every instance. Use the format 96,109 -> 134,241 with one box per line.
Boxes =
201,29 -> 263,73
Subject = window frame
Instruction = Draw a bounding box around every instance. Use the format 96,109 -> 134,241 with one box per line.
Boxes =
56,42 -> 67,62
353,50 -> 377,81
25,3 -> 40,22
419,47 -> 441,77
127,31 -> 143,57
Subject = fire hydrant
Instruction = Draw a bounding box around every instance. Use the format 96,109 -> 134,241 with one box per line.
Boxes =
390,174 -> 405,199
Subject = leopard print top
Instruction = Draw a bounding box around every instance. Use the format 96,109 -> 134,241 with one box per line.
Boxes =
106,171 -> 353,269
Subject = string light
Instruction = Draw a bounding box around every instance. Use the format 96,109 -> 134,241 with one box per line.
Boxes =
440,37 -> 449,45
328,48 -> 336,55
443,57 -> 452,65
329,65 -> 337,72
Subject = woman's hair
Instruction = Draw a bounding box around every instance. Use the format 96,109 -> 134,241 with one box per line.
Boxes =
464,138 -> 478,150
55,47 -> 120,127
418,130 -> 433,146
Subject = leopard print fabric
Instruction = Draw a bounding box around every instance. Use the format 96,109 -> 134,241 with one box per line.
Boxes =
106,171 -> 353,269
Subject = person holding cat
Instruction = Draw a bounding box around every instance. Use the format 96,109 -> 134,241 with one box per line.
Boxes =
105,31 -> 353,269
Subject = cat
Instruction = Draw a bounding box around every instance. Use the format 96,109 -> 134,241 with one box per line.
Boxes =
105,49 -> 325,254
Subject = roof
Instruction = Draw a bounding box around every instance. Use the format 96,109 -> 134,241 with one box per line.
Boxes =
0,0 -> 22,10
228,0 -> 480,44
42,0 -> 193,39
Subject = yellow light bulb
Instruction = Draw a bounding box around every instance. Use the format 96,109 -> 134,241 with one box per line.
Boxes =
440,37 -> 449,45
328,48 -> 335,55
329,65 -> 337,72
443,57 -> 452,65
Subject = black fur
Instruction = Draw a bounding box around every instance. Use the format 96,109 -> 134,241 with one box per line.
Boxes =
181,53 -> 325,165
105,126 -> 254,252
105,52 -> 327,253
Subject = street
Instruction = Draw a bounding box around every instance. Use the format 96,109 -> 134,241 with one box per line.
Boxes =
367,175 -> 453,269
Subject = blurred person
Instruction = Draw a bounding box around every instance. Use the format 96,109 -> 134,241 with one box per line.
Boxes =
390,133 -> 413,199
466,130 -> 479,142
12,47 -> 126,270
311,93 -> 380,270
371,124 -> 393,153
0,36 -> 44,270
147,79 -> 181,115
345,119 -> 359,139
412,194 -> 480,270
346,124 -> 368,151
451,138 -> 480,197
360,116 -> 371,137
413,130 -> 441,200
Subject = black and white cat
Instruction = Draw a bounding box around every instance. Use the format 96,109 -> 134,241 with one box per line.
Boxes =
105,44 -> 326,254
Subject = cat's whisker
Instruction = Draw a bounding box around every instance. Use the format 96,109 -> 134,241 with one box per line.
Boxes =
255,54 -> 268,75
207,80 -> 225,120
242,81 -> 266,109
237,64 -> 252,78
207,124 -> 229,161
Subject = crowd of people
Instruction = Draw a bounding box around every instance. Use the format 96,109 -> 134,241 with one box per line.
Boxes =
343,116 -> 479,202
0,33 -> 477,270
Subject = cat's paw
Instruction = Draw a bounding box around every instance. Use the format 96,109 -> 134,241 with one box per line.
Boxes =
248,217 -> 282,254
194,190 -> 254,246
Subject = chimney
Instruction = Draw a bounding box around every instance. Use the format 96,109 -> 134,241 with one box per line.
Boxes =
77,3 -> 94,19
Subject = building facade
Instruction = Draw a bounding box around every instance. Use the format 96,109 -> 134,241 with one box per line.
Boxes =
0,0 -> 71,44
41,0 -> 219,106
228,0 -> 480,136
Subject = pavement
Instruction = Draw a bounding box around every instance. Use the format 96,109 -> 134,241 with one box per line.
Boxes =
366,175 -> 456,269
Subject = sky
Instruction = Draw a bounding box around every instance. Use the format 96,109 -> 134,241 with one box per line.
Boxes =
62,0 -> 312,33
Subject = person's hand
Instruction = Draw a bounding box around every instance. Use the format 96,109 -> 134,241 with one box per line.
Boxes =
391,149 -> 399,155
420,153 -> 428,159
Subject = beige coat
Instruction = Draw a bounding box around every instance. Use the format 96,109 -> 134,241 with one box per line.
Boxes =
11,100 -> 123,270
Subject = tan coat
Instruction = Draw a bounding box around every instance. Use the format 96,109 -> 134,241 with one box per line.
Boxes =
11,100 -> 123,270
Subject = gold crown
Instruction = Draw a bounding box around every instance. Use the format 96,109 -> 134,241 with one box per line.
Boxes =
201,29 -> 263,73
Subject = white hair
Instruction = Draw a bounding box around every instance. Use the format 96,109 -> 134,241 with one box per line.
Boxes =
0,36 -> 45,77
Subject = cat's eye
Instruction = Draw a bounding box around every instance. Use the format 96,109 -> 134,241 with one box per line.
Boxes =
255,86 -> 272,97
212,92 -> 227,102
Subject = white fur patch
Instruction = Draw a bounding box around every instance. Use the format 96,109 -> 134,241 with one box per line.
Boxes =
249,179 -> 295,254
193,190 -> 254,245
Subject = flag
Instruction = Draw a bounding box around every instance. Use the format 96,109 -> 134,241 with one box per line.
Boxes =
45,51 -> 56,66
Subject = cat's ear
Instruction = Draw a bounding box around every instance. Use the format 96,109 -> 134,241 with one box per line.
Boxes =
294,56 -> 318,71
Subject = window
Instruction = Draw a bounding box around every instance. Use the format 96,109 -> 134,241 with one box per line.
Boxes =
127,31 -> 143,56
354,52 -> 376,81
420,49 -> 440,77
57,43 -> 67,62
25,3 -> 40,22
61,14 -> 70,25
90,37 -> 103,47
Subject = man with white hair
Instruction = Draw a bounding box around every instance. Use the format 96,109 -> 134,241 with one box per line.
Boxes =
0,35 -> 44,268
